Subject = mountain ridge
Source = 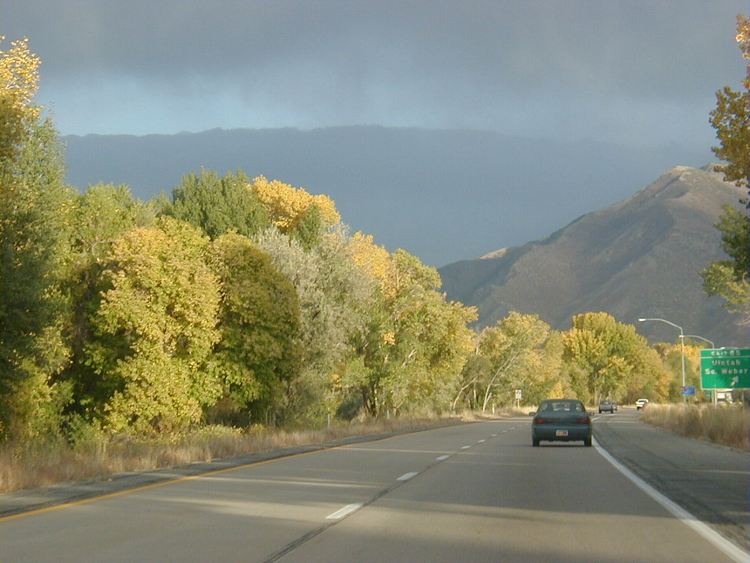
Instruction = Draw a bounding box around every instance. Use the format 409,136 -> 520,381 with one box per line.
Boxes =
438,164 -> 747,347
62,125 -> 711,267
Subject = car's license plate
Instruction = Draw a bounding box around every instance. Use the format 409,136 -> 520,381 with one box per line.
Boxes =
556,430 -> 568,437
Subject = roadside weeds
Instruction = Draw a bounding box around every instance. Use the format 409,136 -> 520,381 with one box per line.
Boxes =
640,403 -> 749,451
0,411 -> 509,495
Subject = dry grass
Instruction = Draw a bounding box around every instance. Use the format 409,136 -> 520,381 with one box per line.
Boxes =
0,412 -> 500,494
641,403 -> 749,451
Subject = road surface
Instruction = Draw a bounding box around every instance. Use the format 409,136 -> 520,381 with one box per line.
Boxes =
1,413 -> 747,562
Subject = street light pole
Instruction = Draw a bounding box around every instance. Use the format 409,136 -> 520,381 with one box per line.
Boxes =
639,317 -> 686,402
679,334 -> 715,349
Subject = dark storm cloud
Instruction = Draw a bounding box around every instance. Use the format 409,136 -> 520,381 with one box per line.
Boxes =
2,0 -> 746,141
3,1 -> 746,266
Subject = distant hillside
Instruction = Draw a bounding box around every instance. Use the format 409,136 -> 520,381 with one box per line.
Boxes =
62,126 -> 710,267
439,165 -> 747,347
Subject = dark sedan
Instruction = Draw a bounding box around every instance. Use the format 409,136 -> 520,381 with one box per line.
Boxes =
531,399 -> 592,447
598,400 -> 616,413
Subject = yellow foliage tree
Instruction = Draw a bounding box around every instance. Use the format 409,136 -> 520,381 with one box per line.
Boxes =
345,232 -> 398,297
0,37 -> 41,164
249,176 -> 340,233
737,14 -> 749,89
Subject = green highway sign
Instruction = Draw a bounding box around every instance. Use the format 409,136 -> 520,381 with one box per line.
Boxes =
700,349 -> 750,389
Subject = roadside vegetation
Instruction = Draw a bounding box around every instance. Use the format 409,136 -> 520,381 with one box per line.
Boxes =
1,18 -> 747,492
641,403 -> 749,451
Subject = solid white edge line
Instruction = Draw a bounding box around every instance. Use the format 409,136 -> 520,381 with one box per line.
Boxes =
326,503 -> 363,520
594,438 -> 750,563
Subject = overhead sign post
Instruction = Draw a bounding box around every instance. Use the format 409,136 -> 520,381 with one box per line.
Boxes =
700,349 -> 750,390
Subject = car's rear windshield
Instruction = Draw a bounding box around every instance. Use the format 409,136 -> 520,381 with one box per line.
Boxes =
538,400 -> 583,412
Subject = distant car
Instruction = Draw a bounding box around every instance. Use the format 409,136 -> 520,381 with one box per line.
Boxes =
531,399 -> 592,447
636,398 -> 649,410
598,400 -> 616,413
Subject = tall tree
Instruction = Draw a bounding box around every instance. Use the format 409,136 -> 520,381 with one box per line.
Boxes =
206,233 -> 302,424
709,15 -> 749,188
471,313 -> 559,410
700,204 -> 750,320
163,168 -> 269,239
85,217 -> 222,434
61,183 -> 155,420
561,313 -> 668,404
0,38 -> 41,164
0,38 -> 75,440
347,246 -> 476,415
379,286 -> 476,414
253,227 -> 375,423
702,14 -> 750,322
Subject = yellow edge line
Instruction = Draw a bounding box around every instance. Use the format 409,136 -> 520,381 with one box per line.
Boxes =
0,431 -> 412,523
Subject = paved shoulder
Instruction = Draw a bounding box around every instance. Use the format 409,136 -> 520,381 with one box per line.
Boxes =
594,408 -> 749,552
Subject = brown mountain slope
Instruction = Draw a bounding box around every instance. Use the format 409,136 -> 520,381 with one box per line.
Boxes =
439,165 -> 747,347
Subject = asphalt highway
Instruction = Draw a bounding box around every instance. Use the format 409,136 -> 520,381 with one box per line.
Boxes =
1,410 -> 747,563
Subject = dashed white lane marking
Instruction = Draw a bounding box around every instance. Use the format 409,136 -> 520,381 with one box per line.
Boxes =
478,439 -> 486,443
461,445 -> 471,450
397,472 -> 419,481
595,439 -> 750,563
491,433 -> 498,437
436,455 -> 450,461
326,503 -> 363,520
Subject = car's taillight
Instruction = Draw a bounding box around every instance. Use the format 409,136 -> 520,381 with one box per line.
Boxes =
534,417 -> 549,424
574,417 -> 590,424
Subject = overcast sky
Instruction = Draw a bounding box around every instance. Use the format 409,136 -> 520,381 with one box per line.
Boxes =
3,1 -> 747,153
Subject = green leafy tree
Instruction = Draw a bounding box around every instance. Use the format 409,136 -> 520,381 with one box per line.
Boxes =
709,15 -> 749,188
85,217 -> 221,434
470,313 -> 559,410
290,204 -> 325,251
163,168 -> 269,239
73,183 -> 155,263
702,15 -> 750,322
451,352 -> 493,411
700,203 -> 749,320
351,249 -> 476,415
0,38 -> 75,440
711,86 -> 749,187
561,313 -> 669,404
380,288 -> 476,414
253,227 -> 376,423
653,342 -> 700,401
61,183 -> 155,420
206,233 -> 302,424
